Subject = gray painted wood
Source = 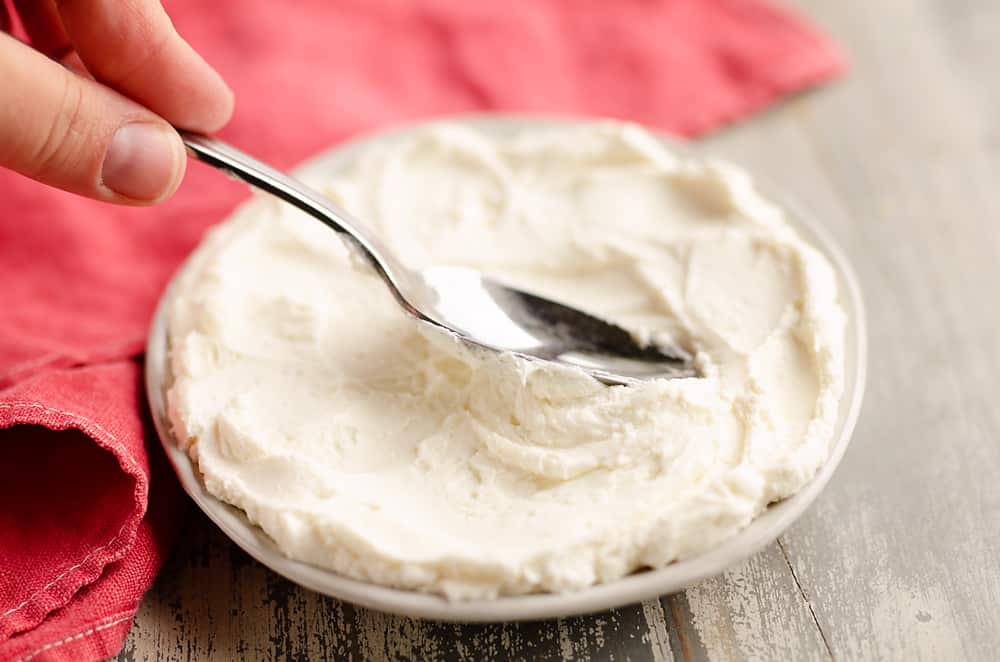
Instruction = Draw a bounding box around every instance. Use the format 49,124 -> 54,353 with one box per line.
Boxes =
731,0 -> 1000,660
118,521 -> 827,661
120,0 -> 1000,658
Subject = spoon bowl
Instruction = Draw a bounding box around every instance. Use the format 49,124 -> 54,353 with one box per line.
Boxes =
416,266 -> 694,381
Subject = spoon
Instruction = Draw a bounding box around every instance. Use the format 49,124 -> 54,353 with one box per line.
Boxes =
180,132 -> 696,385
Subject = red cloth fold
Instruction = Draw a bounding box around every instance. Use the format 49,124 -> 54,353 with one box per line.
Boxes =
0,0 -> 842,659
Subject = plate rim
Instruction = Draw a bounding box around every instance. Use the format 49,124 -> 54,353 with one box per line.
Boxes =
145,113 -> 868,622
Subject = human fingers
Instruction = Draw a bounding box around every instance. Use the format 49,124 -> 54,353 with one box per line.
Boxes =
0,33 -> 186,204
55,0 -> 234,132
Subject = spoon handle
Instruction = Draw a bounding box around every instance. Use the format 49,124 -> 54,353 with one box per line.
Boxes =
179,131 -> 411,301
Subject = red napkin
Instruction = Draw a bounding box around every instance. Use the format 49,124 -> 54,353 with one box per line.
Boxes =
0,1 -> 842,659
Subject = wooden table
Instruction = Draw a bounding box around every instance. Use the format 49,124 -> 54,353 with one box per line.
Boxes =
119,0 -> 1000,658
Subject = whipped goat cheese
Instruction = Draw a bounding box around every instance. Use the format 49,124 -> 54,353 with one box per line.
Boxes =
167,122 -> 846,599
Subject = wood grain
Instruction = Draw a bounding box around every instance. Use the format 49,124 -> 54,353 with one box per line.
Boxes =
750,0 -> 1000,659
120,520 -> 830,662
120,0 -> 1000,658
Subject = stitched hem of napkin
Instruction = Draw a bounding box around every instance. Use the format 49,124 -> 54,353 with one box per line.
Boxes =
0,402 -> 147,641
3,611 -> 136,662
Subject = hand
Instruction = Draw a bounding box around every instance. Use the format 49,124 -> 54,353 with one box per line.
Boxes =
0,1 -> 233,204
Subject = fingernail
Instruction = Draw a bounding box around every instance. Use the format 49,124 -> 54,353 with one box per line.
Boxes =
102,122 -> 184,202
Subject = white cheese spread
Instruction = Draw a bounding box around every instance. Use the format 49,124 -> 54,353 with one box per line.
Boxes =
167,122 -> 845,599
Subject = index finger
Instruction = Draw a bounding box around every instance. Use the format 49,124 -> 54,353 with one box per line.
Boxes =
56,0 -> 234,132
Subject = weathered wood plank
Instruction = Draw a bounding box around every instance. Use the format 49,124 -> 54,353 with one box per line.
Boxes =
662,543 -> 831,662
121,518 -> 685,661
120,507 -> 833,661
737,0 -> 1000,660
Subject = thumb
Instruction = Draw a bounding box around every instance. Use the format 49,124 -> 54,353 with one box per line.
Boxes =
0,33 -> 186,204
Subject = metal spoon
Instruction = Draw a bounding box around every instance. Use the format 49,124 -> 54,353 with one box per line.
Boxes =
180,132 -> 696,385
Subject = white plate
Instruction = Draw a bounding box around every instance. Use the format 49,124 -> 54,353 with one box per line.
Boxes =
146,115 -> 867,622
